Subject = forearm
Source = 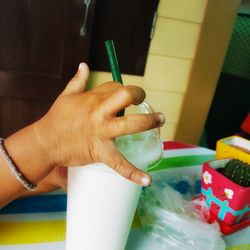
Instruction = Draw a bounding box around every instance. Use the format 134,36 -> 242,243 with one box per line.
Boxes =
0,123 -> 53,208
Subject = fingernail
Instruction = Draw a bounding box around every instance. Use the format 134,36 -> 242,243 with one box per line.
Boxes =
141,176 -> 151,187
78,62 -> 84,71
157,113 -> 165,125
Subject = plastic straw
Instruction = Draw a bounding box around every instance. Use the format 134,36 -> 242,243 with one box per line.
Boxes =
105,40 -> 123,84
105,40 -> 124,116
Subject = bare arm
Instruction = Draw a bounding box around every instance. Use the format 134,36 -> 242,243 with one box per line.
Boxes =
0,124 -> 52,207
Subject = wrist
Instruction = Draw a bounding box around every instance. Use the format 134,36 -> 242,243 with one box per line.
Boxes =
5,123 -> 54,185
33,115 -> 60,168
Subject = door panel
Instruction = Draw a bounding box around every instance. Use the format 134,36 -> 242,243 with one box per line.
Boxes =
0,0 -> 95,137
0,97 -> 52,136
0,0 -> 67,75
89,0 -> 159,75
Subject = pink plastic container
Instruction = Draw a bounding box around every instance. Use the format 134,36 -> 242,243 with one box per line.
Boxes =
201,159 -> 250,225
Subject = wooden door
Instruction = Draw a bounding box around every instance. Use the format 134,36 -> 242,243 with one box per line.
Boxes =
0,0 -> 95,137
89,0 -> 159,75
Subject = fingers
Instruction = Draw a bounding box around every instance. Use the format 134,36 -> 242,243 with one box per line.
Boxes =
103,112 -> 165,138
103,148 -> 152,186
100,85 -> 146,116
62,62 -> 90,95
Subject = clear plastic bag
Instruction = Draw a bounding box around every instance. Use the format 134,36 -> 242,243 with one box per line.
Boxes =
138,181 -> 226,250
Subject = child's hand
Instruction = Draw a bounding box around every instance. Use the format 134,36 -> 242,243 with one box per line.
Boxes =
34,63 -> 165,186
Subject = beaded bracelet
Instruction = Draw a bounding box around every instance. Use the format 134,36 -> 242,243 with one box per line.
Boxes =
0,138 -> 36,191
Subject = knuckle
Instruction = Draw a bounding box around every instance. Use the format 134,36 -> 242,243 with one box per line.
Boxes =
112,155 -> 136,181
103,81 -> 121,90
119,165 -> 135,181
120,87 -> 133,102
112,157 -> 124,172
144,114 -> 154,129
110,81 -> 121,88
125,169 -> 135,181
147,114 -> 158,128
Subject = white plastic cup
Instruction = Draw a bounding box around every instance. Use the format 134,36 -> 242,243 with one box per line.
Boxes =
66,102 -> 162,250
66,163 -> 141,250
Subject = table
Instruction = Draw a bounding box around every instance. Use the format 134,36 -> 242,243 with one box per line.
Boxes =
0,142 -> 249,249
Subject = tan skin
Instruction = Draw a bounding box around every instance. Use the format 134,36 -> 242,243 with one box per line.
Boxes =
0,63 -> 165,207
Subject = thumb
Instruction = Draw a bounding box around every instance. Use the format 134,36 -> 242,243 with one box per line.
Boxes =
62,62 -> 90,95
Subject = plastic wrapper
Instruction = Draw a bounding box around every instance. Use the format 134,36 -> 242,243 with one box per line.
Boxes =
138,181 -> 226,250
151,168 -> 202,200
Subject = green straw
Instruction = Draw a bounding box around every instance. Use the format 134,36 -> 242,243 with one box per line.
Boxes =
105,40 -> 123,84
105,40 -> 124,116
